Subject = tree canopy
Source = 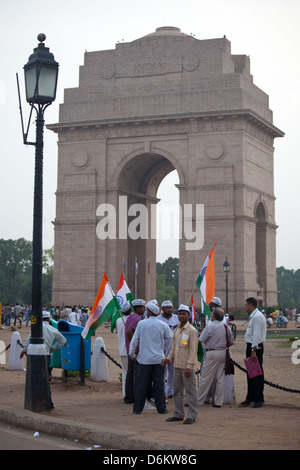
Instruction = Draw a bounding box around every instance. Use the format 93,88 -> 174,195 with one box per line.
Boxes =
0,238 -> 54,305
1,239 -> 299,309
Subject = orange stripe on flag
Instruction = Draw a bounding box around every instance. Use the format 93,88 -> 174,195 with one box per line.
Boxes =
90,272 -> 108,314
205,241 -> 216,304
118,272 -> 125,291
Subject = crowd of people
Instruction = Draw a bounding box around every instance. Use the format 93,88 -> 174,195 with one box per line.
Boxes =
114,295 -> 267,424
1,304 -> 90,329
2,295 -> 275,421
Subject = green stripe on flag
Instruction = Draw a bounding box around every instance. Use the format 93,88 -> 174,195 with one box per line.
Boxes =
85,296 -> 119,341
110,293 -> 134,332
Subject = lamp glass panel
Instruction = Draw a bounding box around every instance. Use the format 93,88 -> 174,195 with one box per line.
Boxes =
25,66 -> 37,101
38,66 -> 57,99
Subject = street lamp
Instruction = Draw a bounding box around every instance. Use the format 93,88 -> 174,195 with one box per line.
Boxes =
223,258 -> 230,314
17,34 -> 59,412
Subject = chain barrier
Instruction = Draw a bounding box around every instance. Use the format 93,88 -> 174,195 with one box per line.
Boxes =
0,344 -> 10,355
231,359 -> 300,394
0,339 -> 23,356
2,339 -> 299,395
100,347 -> 300,395
100,346 -> 122,369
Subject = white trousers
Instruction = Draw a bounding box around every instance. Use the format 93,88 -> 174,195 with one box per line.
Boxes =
198,349 -> 226,407
120,355 -> 128,397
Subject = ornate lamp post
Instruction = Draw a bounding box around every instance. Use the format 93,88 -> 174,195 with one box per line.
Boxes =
18,34 -> 59,412
223,258 -> 230,315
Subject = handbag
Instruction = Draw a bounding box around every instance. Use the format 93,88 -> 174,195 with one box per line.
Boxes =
224,325 -> 234,375
244,356 -> 263,379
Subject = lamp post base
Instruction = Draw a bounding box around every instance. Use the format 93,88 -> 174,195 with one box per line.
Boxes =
24,343 -> 52,412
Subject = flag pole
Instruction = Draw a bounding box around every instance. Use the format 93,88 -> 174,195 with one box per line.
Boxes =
185,276 -> 198,305
135,257 -> 138,298
147,257 -> 150,300
164,336 -> 173,359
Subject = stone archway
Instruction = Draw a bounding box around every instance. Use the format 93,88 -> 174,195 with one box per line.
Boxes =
114,151 -> 180,298
49,26 -> 283,308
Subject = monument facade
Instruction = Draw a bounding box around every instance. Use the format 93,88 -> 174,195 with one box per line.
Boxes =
49,27 -> 284,310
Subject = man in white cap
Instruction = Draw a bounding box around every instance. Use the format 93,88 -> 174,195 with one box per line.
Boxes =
115,301 -> 132,397
124,299 -> 146,403
209,297 -> 229,325
209,297 -> 222,308
20,311 -> 67,409
158,300 -> 179,398
163,304 -> 199,424
129,301 -> 172,415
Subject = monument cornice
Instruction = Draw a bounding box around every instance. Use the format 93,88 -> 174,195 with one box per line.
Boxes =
47,108 -> 284,139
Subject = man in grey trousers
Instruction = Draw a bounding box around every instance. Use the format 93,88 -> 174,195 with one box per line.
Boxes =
163,304 -> 199,424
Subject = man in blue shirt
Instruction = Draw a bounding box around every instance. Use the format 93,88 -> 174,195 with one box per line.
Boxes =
158,300 -> 179,398
129,301 -> 173,414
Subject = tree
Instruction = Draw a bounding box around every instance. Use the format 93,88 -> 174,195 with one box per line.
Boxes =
0,238 -> 54,305
277,266 -> 300,307
156,257 -> 178,306
156,273 -> 177,307
42,246 -> 54,305
0,238 -> 32,303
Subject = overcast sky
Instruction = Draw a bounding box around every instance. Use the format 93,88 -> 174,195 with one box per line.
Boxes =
0,0 -> 299,268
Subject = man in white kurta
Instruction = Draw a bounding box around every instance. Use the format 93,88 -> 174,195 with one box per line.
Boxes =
198,308 -> 234,407
115,301 -> 131,397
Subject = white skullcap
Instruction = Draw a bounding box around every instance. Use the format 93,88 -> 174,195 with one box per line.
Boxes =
42,311 -> 50,318
132,299 -> 146,307
149,299 -> 159,306
121,300 -> 131,313
177,304 -> 190,312
146,301 -> 160,315
212,297 -> 222,306
162,300 -> 173,308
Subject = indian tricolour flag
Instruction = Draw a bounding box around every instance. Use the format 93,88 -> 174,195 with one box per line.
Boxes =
110,272 -> 134,332
82,273 -> 119,341
195,241 -> 217,319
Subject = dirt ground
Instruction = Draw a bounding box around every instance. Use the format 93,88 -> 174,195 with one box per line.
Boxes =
0,321 -> 299,450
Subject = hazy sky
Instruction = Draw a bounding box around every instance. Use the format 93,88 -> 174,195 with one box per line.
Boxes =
0,0 -> 299,268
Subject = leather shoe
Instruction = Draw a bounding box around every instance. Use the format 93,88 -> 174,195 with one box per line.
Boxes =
253,401 -> 263,408
183,418 -> 195,424
239,400 -> 251,407
166,416 -> 183,422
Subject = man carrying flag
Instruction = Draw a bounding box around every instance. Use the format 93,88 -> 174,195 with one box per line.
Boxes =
195,241 -> 217,320
81,273 -> 119,341
111,272 -> 134,333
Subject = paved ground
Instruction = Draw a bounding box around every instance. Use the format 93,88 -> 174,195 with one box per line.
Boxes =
0,320 -> 299,450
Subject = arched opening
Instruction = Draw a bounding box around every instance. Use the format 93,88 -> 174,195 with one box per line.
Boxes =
156,170 -> 180,262
256,202 -> 267,299
156,170 -> 180,305
116,152 -> 181,300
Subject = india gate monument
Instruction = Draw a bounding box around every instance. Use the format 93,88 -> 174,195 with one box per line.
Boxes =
48,26 -> 284,310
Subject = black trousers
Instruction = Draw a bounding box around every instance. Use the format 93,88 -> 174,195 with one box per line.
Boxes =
124,355 -> 138,403
133,363 -> 166,414
246,343 -> 264,403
